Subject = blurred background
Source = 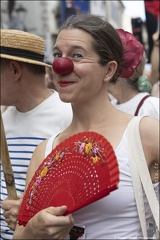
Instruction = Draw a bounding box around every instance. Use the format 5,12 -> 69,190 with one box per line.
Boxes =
1,0 -> 159,66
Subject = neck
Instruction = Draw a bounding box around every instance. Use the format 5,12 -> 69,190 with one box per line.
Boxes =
69,96 -> 117,132
116,88 -> 138,104
108,80 -> 139,104
15,88 -> 53,112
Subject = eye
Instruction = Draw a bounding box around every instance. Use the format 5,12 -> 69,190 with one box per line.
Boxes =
53,52 -> 62,59
71,53 -> 83,61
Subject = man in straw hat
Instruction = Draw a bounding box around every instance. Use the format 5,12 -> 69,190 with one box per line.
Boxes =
0,29 -> 73,239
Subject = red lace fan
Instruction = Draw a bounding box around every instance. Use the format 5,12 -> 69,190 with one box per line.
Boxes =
18,132 -> 119,226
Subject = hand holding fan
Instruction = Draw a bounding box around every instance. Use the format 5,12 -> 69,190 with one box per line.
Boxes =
18,131 -> 119,226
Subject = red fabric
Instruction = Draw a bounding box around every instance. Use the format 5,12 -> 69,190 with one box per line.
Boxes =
117,29 -> 144,78
144,0 -> 159,20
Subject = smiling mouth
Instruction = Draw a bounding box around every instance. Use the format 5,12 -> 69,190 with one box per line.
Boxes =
59,81 -> 75,87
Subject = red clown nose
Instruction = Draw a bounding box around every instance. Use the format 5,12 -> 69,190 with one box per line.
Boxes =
52,57 -> 74,75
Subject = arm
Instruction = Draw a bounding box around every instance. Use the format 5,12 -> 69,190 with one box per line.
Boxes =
13,140 -> 74,239
151,81 -> 160,98
149,31 -> 159,85
140,117 -> 159,183
1,139 -> 48,231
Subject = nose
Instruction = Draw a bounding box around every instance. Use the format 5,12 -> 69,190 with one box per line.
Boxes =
52,57 -> 74,76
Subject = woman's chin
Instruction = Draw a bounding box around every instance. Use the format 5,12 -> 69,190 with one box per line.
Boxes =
59,95 -> 72,103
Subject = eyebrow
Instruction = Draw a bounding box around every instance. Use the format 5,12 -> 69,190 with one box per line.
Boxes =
53,45 -> 86,52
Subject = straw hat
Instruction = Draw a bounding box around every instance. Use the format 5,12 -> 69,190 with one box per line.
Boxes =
0,29 -> 51,67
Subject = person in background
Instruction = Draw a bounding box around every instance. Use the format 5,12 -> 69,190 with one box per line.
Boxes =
8,14 -> 159,239
45,64 -> 57,90
150,31 -> 160,98
150,31 -> 159,85
1,106 -> 8,113
108,29 -> 159,119
151,81 -> 159,98
0,29 -> 73,240
144,0 -> 159,63
108,29 -> 159,238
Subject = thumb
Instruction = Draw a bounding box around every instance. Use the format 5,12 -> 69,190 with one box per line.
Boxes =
46,205 -> 68,216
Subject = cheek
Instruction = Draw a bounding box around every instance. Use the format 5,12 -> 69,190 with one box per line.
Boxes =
74,64 -> 91,79
1,69 -> 10,81
52,73 -> 58,83
78,65 -> 104,86
0,72 -> 6,87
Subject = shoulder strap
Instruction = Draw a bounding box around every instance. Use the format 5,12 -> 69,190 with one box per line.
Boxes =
45,132 -> 60,158
127,117 -> 159,238
134,95 -> 151,116
127,117 -> 147,237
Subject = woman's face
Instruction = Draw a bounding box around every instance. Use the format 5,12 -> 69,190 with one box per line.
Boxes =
53,29 -> 110,104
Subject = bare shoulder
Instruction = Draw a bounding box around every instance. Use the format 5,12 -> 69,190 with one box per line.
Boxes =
33,139 -> 48,161
25,139 -> 49,187
139,116 -> 159,135
139,117 -> 159,166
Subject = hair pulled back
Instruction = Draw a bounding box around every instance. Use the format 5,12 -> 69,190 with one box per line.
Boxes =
59,14 -> 123,83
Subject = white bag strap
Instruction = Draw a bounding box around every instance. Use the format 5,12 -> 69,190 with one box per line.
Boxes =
127,117 -> 147,238
127,117 -> 159,238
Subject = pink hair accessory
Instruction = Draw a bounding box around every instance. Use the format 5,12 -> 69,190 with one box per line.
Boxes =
117,29 -> 144,78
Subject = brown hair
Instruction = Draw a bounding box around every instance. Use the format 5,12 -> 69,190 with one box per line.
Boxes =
59,14 -> 123,83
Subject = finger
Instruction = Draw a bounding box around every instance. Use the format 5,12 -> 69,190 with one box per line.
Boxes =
2,200 -> 14,210
5,219 -> 17,229
46,206 -> 67,216
8,223 -> 17,231
5,218 -> 16,227
2,198 -> 22,211
3,206 -> 19,216
3,210 -> 8,218
48,214 -> 74,227
4,212 -> 17,222
17,195 -> 23,199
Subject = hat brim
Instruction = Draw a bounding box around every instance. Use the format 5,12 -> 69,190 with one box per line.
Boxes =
0,54 -> 52,68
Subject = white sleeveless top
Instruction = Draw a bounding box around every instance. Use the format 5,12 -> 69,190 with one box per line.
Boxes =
45,119 -> 152,239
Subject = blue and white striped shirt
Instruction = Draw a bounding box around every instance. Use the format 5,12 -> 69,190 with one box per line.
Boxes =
0,92 -> 72,239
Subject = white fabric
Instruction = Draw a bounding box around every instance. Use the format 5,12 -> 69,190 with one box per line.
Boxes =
127,117 -> 159,238
0,91 -> 72,240
111,92 -> 159,119
111,93 -> 159,238
45,119 -> 152,239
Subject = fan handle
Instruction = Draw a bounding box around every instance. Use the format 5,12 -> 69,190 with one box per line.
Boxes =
0,111 -> 18,199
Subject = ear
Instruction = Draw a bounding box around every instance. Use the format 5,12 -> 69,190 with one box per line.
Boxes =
104,61 -> 118,83
9,61 -> 22,81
